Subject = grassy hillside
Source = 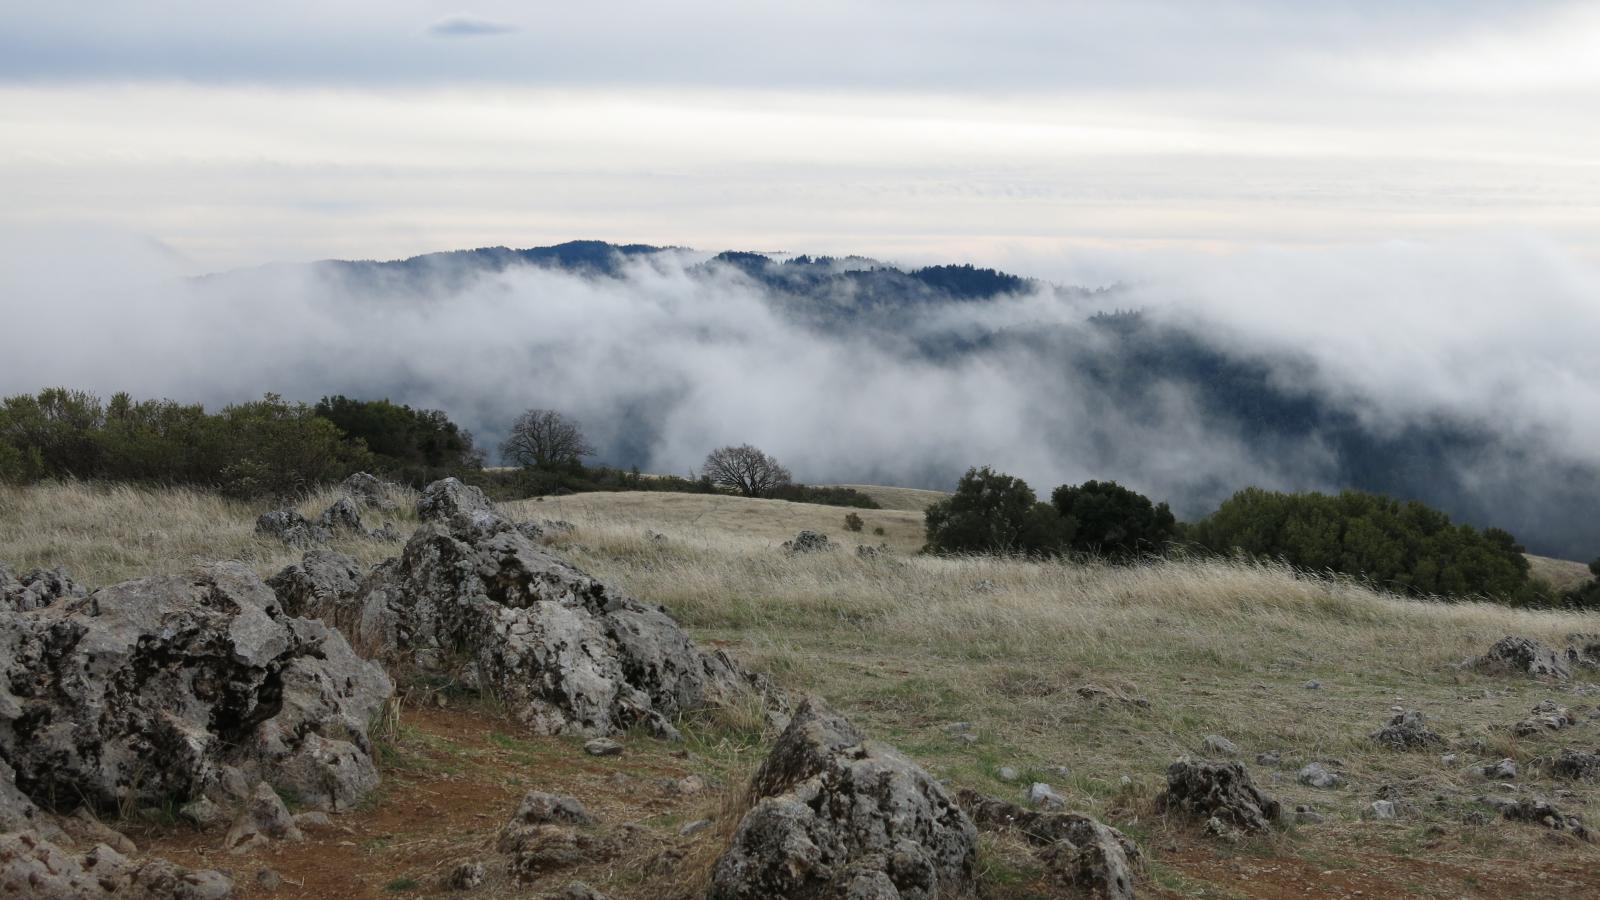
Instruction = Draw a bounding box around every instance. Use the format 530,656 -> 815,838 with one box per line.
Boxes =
1527,554 -> 1594,592
5,480 -> 1600,897
829,483 -> 951,511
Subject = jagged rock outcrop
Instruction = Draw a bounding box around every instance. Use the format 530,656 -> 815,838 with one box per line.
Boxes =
314,478 -> 779,739
1,564 -> 86,612
223,782 -> 305,854
1552,749 -> 1600,780
254,509 -> 330,548
1473,636 -> 1571,680
957,789 -> 1138,899
1369,710 -> 1444,750
267,550 -> 365,619
340,472 -> 398,509
782,531 -> 834,555
0,831 -> 234,899
318,497 -> 365,534
709,698 -> 978,899
1514,699 -> 1577,737
1157,760 -> 1281,833
1480,795 -> 1592,840
0,562 -> 393,814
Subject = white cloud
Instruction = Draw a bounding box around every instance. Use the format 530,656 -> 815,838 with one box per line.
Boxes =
426,14 -> 517,38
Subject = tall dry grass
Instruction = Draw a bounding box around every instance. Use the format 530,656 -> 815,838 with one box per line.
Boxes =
0,479 -> 415,586
7,482 -> 1600,868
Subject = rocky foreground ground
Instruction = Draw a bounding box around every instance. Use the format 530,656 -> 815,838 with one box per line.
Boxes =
4,477 -> 1600,898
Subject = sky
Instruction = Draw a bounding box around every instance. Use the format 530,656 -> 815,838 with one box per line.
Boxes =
2,1 -> 1599,271
2,2 -> 1599,555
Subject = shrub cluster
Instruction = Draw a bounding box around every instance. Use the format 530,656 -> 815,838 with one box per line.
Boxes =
313,395 -> 483,485
1187,487 -> 1550,605
0,388 -> 371,498
924,468 -> 1175,559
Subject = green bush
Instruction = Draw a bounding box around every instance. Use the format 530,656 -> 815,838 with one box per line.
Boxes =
0,388 -> 371,499
314,395 -> 481,486
924,467 -> 1073,556
844,512 -> 864,532
1188,487 -> 1542,603
1051,479 -> 1177,559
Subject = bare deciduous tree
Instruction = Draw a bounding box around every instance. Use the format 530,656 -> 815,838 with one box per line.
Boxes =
500,409 -> 594,469
701,444 -> 791,498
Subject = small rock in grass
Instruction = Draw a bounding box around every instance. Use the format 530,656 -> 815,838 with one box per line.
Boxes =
1368,800 -> 1397,820
1255,751 -> 1281,766
1028,782 -> 1066,810
1297,763 -> 1341,789
256,868 -> 283,891
1304,680 -> 1322,690
679,819 -> 713,837
1483,758 -> 1517,780
447,861 -> 486,890
997,766 -> 1020,782
560,881 -> 610,899
1294,804 -> 1324,825
1045,765 -> 1072,779
1202,735 -> 1238,756
584,738 -> 623,757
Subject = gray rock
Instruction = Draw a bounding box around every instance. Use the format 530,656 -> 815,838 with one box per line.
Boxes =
223,782 -> 305,853
1473,636 -> 1571,680
337,481 -> 784,738
340,472 -> 397,509
503,791 -> 595,830
415,477 -> 500,536
1045,765 -> 1071,779
180,797 -> 229,829
996,766 -> 1019,782
710,698 -> 978,899
0,830 -> 234,899
1368,800 -> 1397,820
1256,751 -> 1281,766
958,791 -> 1139,898
292,811 -> 333,831
559,884 -> 609,900
855,543 -> 889,559
1514,699 -> 1577,736
1484,758 -> 1518,779
1480,794 -> 1591,839
266,549 -> 364,619
1027,782 -> 1065,810
1294,804 -> 1325,825
1297,763 -> 1341,789
447,861 -> 486,890
1202,734 -> 1238,756
255,509 -> 330,547
1,564 -> 86,612
679,818 -> 714,836
1553,748 -> 1600,780
0,562 -> 392,815
584,738 -> 623,757
1303,679 -> 1322,690
1158,760 -> 1281,833
781,530 -> 835,555
256,868 -> 282,891
0,760 -> 64,840
318,497 -> 365,534
1370,710 -> 1445,750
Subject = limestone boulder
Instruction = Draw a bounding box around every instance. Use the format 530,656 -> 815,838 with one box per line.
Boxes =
0,562 -> 392,815
710,698 -> 978,899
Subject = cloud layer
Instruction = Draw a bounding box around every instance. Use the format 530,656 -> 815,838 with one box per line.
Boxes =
4,231 -> 1597,557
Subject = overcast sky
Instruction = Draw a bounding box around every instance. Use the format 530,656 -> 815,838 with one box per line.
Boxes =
3,1 -> 1599,271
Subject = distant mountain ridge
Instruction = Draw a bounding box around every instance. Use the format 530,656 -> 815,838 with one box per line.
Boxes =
223,240 -> 1598,560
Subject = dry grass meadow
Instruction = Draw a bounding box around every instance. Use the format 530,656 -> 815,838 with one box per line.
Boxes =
6,480 -> 1600,897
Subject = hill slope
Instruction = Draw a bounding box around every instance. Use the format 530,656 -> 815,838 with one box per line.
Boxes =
6,480 -> 1600,897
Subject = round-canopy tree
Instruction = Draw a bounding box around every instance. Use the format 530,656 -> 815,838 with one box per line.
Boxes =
923,466 -> 1072,555
501,409 -> 594,470
1051,479 -> 1177,559
702,444 -> 791,498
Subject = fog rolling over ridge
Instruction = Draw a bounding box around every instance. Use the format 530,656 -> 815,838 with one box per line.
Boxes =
4,235 -> 1598,560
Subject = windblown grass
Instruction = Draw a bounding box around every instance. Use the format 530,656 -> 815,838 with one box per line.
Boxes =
7,481 -> 1600,890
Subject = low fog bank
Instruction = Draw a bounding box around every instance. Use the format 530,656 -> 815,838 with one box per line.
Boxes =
3,231 -> 1597,559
